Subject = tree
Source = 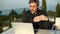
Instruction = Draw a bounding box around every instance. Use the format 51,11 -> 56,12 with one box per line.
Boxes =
22,8 -> 26,15
9,9 -> 18,22
42,0 -> 47,12
0,11 -> 3,33
9,9 -> 18,17
21,8 -> 26,22
8,9 -> 18,28
55,3 -> 60,17
47,10 -> 55,17
0,11 -> 2,17
58,4 -> 60,17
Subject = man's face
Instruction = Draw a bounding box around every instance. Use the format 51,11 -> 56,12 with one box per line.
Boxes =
29,2 -> 38,13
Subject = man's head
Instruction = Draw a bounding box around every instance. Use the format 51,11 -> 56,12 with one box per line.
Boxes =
29,0 -> 39,13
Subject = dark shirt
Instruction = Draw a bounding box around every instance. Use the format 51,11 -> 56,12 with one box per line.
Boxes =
22,9 -> 48,29
22,9 -> 48,23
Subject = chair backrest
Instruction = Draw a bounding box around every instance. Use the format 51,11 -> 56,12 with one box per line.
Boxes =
55,17 -> 60,29
11,22 -> 34,34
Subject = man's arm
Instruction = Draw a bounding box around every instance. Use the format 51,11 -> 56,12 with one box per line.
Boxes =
33,10 -> 48,22
33,15 -> 48,22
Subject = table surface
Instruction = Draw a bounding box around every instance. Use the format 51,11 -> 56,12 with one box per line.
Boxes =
1,28 -> 60,34
36,29 -> 60,34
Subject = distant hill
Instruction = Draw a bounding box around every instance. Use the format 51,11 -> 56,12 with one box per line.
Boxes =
1,6 -> 56,15
1,8 -> 29,15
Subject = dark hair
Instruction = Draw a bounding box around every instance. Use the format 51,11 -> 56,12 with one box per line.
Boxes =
29,0 -> 39,6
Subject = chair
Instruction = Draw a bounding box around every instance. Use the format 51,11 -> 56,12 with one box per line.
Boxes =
55,17 -> 60,30
51,17 -> 60,34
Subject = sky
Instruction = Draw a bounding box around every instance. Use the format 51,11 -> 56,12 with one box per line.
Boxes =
0,0 -> 60,11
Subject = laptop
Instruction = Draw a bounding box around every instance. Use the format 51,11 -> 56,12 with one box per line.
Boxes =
11,22 -> 34,34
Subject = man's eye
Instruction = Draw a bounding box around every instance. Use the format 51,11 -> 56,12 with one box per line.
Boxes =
30,6 -> 32,7
33,6 -> 35,7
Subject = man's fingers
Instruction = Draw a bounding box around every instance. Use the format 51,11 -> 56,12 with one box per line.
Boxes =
33,15 -> 48,22
33,16 -> 41,22
39,15 -> 48,20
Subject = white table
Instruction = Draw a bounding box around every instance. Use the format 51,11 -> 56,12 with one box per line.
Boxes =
36,29 -> 60,34
1,28 -> 14,34
1,28 -> 60,34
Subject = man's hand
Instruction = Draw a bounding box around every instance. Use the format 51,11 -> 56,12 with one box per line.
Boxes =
33,15 -> 48,22
33,16 -> 41,22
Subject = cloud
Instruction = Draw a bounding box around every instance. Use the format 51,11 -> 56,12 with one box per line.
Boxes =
0,0 -> 59,10
0,0 -> 30,10
46,0 -> 59,6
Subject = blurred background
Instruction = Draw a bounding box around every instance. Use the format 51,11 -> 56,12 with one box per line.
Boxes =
0,0 -> 60,33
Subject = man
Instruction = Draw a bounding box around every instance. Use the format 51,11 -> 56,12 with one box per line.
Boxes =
22,0 -> 49,30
